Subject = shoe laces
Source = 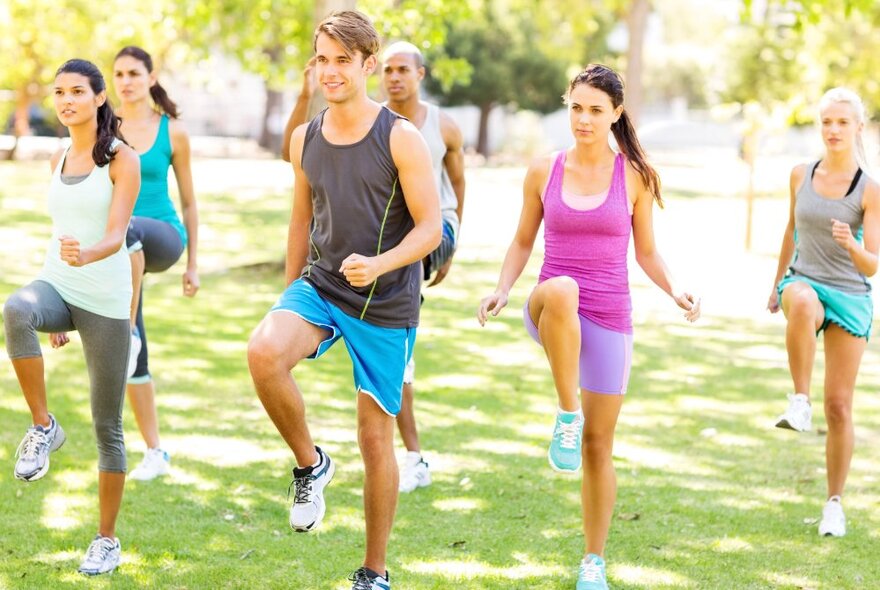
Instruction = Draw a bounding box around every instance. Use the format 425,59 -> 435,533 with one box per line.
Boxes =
85,537 -> 115,563
579,558 -> 603,582
554,419 -> 582,450
348,567 -> 375,590
16,429 -> 49,460
289,473 -> 315,505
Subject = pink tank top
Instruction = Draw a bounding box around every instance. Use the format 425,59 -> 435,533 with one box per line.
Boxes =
539,150 -> 633,334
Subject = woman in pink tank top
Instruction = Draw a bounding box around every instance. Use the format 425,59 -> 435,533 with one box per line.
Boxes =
478,64 -> 700,589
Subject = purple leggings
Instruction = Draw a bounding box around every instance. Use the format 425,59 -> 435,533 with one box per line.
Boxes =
523,300 -> 633,395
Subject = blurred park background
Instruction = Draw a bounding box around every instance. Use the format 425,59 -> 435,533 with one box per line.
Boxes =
2,0 -> 880,589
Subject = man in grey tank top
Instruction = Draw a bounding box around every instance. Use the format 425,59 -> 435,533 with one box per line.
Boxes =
381,41 -> 466,494
248,10 -> 440,590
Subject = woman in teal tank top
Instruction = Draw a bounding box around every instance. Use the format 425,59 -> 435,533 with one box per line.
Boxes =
113,46 -> 200,481
768,88 -> 879,538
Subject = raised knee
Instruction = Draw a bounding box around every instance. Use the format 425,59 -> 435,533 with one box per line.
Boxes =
786,288 -> 820,316
247,336 -> 289,376
543,276 -> 580,310
3,294 -> 31,326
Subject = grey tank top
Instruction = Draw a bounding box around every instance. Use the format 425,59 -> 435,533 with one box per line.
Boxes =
789,161 -> 871,294
301,106 -> 420,328
419,103 -> 460,238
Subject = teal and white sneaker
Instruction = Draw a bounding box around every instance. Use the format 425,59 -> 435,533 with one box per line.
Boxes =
577,554 -> 608,590
349,567 -> 390,590
129,448 -> 170,481
14,413 -> 66,482
289,446 -> 335,532
548,410 -> 583,472
78,535 -> 121,576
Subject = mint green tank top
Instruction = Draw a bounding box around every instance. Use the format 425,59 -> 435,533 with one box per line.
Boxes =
132,115 -> 187,245
39,142 -> 132,319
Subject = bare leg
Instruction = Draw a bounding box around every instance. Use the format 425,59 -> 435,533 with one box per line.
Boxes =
126,381 -> 160,449
781,283 -> 824,397
248,312 -> 329,467
12,357 -> 50,428
395,382 -> 420,452
529,276 -> 581,412
822,325 -> 865,498
581,390 -> 624,557
359,393 -> 397,574
97,471 -> 126,538
129,250 -> 145,328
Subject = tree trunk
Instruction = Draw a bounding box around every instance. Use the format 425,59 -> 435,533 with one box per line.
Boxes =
477,103 -> 493,157
259,86 -> 284,151
8,85 -> 37,161
309,0 -> 358,118
624,0 -> 650,127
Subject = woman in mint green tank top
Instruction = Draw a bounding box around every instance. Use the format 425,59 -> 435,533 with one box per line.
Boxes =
113,46 -> 200,481
4,58 -> 140,576
768,88 -> 879,538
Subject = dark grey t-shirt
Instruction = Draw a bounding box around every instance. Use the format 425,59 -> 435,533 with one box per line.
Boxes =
300,106 -> 420,328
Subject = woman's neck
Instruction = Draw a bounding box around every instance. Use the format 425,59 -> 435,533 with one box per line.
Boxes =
118,99 -> 155,121
68,121 -> 99,155
822,149 -> 858,173
570,141 -> 615,167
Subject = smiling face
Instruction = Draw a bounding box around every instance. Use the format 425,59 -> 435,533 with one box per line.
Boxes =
113,54 -> 155,104
382,52 -> 424,103
314,32 -> 376,105
54,72 -> 104,127
567,83 -> 622,146
820,100 -> 863,156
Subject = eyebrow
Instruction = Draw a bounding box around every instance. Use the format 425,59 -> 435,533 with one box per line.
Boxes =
55,85 -> 87,90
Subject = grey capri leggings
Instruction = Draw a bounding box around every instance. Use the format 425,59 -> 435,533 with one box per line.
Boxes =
126,216 -> 185,380
3,280 -> 130,472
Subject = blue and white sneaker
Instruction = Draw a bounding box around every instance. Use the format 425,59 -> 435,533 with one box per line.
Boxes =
548,410 -> 583,472
577,554 -> 608,590
14,413 -> 66,482
349,567 -> 390,590
289,446 -> 335,532
129,448 -> 170,481
78,535 -> 121,576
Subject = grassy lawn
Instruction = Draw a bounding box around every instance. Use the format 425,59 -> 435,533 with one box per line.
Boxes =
0,159 -> 878,589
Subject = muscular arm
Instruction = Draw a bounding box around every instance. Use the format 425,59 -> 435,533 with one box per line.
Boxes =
440,111 -> 466,224
281,58 -> 315,162
286,124 -> 314,285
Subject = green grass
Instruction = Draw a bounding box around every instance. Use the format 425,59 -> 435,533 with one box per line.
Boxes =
0,160 -> 879,589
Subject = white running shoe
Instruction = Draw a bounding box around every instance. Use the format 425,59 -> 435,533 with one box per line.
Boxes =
399,451 -> 431,493
127,328 -> 142,379
818,496 -> 846,537
78,535 -> 121,576
128,448 -> 170,481
14,414 -> 66,482
289,446 -> 335,532
775,393 -> 812,432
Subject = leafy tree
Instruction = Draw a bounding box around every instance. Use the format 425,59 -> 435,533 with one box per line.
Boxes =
424,9 -> 568,156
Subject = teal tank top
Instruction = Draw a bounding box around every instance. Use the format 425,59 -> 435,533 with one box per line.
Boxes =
132,115 -> 187,246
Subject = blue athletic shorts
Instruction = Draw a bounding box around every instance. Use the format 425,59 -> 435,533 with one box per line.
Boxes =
777,274 -> 873,340
270,279 -> 416,415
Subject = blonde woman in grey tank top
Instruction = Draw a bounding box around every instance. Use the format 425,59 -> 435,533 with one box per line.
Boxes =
768,88 -> 879,538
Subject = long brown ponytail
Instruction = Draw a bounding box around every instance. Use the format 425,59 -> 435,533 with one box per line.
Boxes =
567,64 -> 662,207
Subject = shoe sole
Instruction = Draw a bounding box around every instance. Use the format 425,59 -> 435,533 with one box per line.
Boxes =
78,558 -> 120,576
291,459 -> 335,532
775,418 -> 810,432
399,470 -> 432,493
14,426 -> 67,482
548,448 -> 581,473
